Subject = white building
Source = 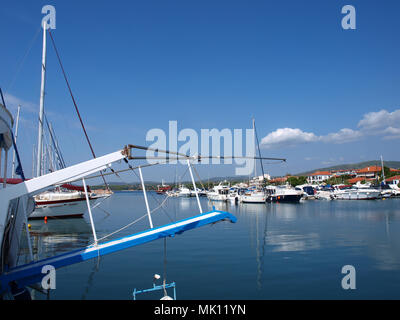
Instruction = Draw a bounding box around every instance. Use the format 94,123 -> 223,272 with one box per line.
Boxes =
307,171 -> 332,184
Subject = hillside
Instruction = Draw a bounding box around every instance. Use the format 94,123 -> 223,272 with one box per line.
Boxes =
296,160 -> 400,176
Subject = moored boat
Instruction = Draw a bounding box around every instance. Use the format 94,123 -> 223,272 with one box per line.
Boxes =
266,185 -> 303,203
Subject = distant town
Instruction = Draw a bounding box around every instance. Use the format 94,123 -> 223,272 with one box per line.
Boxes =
92,161 -> 400,191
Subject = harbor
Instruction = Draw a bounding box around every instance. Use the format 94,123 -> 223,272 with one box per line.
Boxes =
1,1 -> 400,303
18,191 -> 400,299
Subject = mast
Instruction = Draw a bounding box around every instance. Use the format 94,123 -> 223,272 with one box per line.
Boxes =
36,20 -> 47,177
253,117 -> 256,179
380,155 -> 385,184
11,105 -> 21,178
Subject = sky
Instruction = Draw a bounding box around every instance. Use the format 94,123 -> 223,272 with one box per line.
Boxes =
1,0 -> 400,184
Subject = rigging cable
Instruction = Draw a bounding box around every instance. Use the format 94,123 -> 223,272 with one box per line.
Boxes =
47,29 -> 111,189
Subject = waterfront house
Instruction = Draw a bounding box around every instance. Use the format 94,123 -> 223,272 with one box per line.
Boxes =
356,166 -> 382,179
307,171 -> 332,184
386,175 -> 400,185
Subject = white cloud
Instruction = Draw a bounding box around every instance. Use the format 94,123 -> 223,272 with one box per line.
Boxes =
320,128 -> 362,144
358,109 -> 400,131
261,108 -> 400,149
261,128 -> 318,148
3,93 -> 37,114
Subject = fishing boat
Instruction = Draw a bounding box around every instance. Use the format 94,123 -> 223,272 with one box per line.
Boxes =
156,180 -> 172,194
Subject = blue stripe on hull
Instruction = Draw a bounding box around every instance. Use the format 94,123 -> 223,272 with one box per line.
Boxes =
0,209 -> 237,293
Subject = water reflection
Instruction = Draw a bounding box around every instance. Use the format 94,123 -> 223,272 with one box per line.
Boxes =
266,232 -> 320,252
18,195 -> 400,299
27,218 -> 92,261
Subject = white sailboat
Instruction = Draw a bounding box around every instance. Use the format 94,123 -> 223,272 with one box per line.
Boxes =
29,21 -> 105,219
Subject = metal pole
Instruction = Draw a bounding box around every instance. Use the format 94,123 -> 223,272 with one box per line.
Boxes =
11,105 -> 21,179
82,178 -> 97,245
138,166 -> 153,229
36,21 -> 47,177
187,159 -> 203,214
21,200 -> 34,261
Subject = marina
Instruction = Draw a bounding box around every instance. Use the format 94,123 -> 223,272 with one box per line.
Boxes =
14,192 -> 400,299
1,1 -> 400,303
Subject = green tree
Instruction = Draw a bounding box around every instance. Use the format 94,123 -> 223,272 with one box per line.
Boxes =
287,176 -> 307,187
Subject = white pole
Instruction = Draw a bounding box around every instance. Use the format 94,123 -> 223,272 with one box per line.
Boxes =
21,200 -> 34,261
253,117 -> 256,179
187,159 -> 203,214
82,178 -> 97,245
11,105 -> 21,179
36,21 -> 47,177
138,166 -> 153,229
32,145 -> 36,179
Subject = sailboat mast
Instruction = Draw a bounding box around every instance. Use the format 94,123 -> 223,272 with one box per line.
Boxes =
381,155 -> 385,183
253,117 -> 256,178
36,21 -> 47,177
11,105 -> 21,178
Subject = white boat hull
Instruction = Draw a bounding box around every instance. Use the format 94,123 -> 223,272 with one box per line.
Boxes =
207,193 -> 227,201
30,196 -> 100,219
334,190 -> 381,200
239,194 -> 266,203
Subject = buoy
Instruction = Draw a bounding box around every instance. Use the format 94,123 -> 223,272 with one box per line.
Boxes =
44,216 -> 48,224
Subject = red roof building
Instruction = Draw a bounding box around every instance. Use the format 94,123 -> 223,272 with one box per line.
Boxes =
356,166 -> 382,179
307,171 -> 332,184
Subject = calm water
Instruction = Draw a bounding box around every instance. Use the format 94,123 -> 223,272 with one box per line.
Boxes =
24,192 -> 400,300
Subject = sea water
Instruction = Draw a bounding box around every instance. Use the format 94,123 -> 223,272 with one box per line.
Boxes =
25,192 -> 400,300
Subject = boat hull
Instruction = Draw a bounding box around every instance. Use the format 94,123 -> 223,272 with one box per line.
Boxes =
239,194 -> 266,203
29,196 -> 100,219
207,194 -> 227,202
334,190 -> 381,200
267,194 -> 302,203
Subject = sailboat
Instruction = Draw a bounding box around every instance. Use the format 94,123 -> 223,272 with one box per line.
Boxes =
238,118 -> 268,204
0,113 -> 238,299
27,20 -> 107,219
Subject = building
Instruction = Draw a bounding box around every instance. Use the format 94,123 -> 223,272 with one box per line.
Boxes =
347,177 -> 373,184
356,166 -> 382,179
269,176 -> 289,184
331,169 -> 357,177
307,171 -> 332,184
386,175 -> 400,185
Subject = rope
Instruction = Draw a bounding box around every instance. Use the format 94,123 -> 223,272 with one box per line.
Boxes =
7,26 -> 42,92
47,30 -> 110,190
90,163 -> 176,244
191,163 -> 206,190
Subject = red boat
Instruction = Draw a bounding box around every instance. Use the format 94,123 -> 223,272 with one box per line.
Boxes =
156,182 -> 171,194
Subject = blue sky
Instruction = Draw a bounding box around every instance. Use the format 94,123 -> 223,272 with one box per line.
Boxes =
1,0 -> 400,184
